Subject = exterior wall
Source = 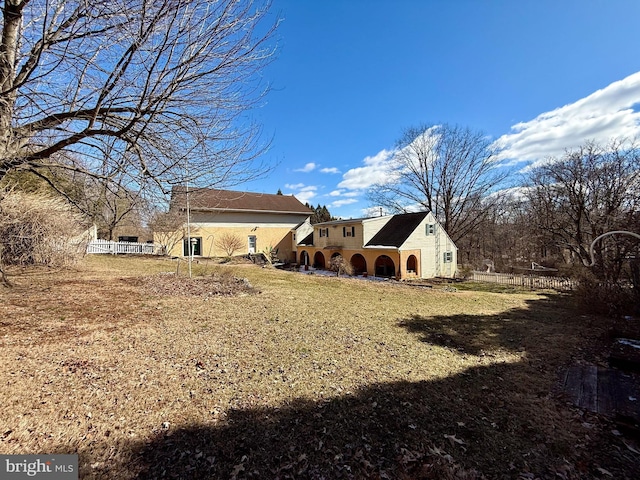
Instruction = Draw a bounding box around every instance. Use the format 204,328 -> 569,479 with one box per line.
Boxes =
313,223 -> 363,250
401,212 -> 457,278
398,249 -> 422,279
314,219 -> 392,251
298,246 -> 401,278
164,210 -> 309,261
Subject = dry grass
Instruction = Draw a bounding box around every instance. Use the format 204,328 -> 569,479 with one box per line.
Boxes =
0,256 -> 637,479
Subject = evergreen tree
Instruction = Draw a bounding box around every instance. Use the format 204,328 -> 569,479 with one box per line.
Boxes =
306,203 -> 334,224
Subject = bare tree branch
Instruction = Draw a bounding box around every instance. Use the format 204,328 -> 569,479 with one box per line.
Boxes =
0,0 -> 278,192
368,123 -> 511,244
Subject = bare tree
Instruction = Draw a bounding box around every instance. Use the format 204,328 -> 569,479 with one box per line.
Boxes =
0,0 -> 277,192
329,254 -> 354,277
526,139 -> 640,280
368,124 -> 510,244
148,207 -> 187,255
216,232 -> 244,257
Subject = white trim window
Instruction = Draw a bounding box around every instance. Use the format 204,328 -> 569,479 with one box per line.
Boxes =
343,226 -> 355,237
319,228 -> 329,238
426,224 -> 435,235
443,251 -> 453,263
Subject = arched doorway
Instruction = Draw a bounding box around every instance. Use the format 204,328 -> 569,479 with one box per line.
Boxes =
375,255 -> 395,277
300,250 -> 309,266
313,251 -> 326,269
406,254 -> 417,274
350,253 -> 367,274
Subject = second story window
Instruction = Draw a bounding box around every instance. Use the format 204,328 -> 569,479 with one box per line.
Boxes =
343,226 -> 355,237
319,228 -> 329,238
426,224 -> 435,235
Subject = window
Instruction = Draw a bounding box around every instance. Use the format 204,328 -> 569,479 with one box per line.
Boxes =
343,226 -> 355,237
319,228 -> 329,238
425,224 -> 435,235
443,251 -> 453,263
183,237 -> 202,256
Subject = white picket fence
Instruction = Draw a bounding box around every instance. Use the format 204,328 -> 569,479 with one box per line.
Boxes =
86,239 -> 159,255
472,271 -> 577,291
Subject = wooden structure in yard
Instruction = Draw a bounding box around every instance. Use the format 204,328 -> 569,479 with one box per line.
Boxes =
562,365 -> 639,424
86,239 -> 159,255
472,271 -> 576,291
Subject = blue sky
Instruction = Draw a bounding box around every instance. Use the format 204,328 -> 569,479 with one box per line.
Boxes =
244,0 -> 640,218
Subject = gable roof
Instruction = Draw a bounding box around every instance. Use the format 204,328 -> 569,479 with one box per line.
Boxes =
365,211 -> 429,247
299,231 -> 314,245
170,187 -> 312,215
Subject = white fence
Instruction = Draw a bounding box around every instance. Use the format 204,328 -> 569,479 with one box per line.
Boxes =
472,271 -> 577,291
86,239 -> 159,255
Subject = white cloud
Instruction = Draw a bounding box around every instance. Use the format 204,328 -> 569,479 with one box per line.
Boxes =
494,71 -> 640,167
328,189 -> 343,196
320,167 -> 340,174
330,198 -> 358,208
285,184 -> 317,204
293,189 -> 316,204
337,149 -> 398,190
295,162 -> 317,172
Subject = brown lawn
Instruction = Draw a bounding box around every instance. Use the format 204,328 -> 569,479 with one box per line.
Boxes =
0,255 -> 637,479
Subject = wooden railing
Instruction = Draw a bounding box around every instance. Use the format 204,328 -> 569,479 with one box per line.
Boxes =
86,239 -> 159,255
472,271 -> 576,291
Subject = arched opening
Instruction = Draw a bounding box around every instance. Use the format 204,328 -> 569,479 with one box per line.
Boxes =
375,255 -> 396,277
330,252 -> 342,260
406,255 -> 417,274
350,253 -> 367,274
313,251 -> 326,269
300,250 -> 309,266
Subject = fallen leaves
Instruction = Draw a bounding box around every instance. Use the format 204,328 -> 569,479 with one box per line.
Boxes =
133,272 -> 256,298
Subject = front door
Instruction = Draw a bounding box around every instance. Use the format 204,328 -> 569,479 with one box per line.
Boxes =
248,235 -> 257,254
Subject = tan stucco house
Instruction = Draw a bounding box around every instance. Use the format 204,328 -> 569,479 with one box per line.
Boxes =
296,211 -> 457,279
157,187 -> 313,261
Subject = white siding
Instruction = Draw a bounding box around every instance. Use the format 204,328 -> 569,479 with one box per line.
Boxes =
401,212 -> 457,278
362,216 -> 392,245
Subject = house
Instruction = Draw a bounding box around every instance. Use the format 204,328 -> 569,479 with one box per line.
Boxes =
296,211 -> 457,279
156,187 -> 313,261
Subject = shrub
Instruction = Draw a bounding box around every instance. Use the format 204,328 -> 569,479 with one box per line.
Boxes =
215,232 -> 244,257
329,254 -> 354,277
572,267 -> 639,316
0,189 -> 86,267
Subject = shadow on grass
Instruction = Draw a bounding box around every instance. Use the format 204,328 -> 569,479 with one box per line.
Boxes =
117,364 -> 580,480
398,293 -> 577,356
89,297 -> 631,479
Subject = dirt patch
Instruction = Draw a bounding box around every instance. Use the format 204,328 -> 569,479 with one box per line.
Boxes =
125,272 -> 257,298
